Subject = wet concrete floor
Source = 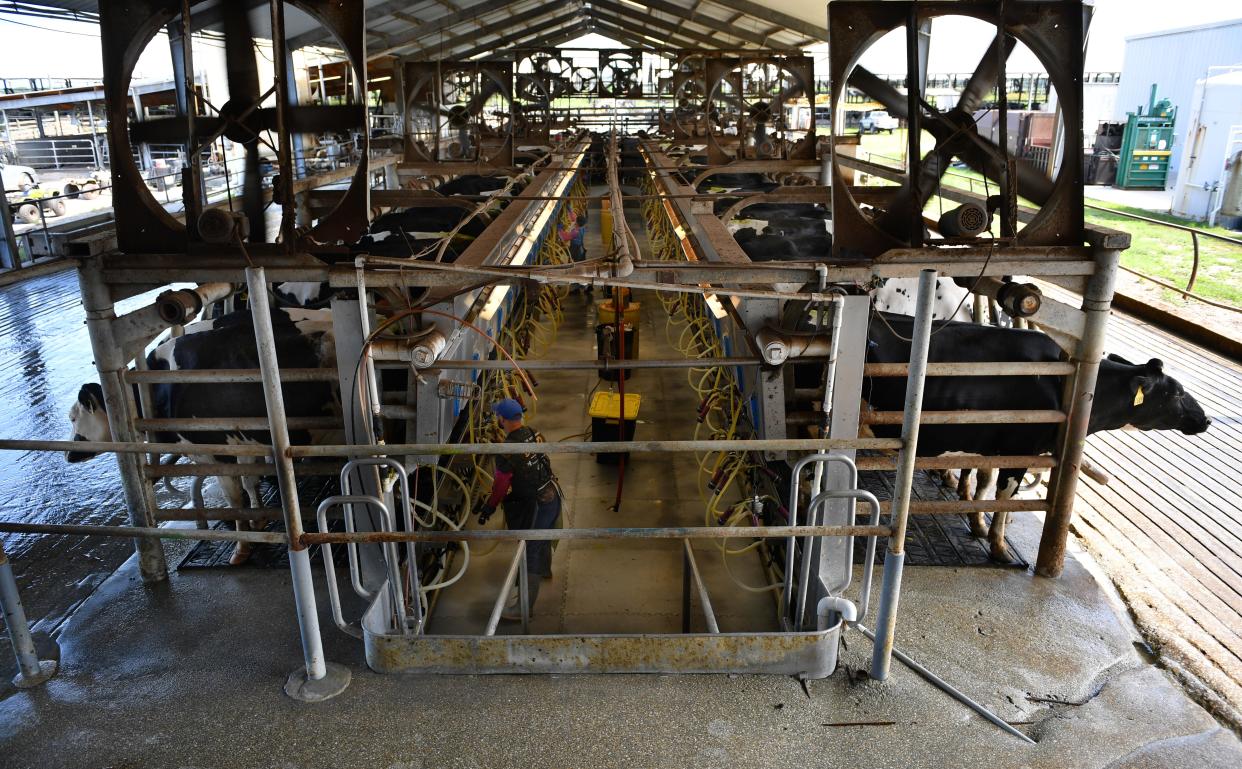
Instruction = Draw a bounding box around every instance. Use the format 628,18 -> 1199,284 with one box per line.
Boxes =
0,270 -> 194,631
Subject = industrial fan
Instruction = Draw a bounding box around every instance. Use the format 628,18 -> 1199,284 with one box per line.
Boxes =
99,0 -> 369,253
568,66 -> 600,96
403,62 -> 513,165
513,51 -> 572,145
668,52 -> 709,138
598,50 -> 643,99
827,0 -> 1084,258
701,55 -> 816,163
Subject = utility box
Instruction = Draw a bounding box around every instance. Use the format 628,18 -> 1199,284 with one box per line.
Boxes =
1115,84 -> 1177,189
589,392 -> 640,464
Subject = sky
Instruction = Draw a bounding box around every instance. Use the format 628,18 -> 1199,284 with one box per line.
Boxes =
0,1 -> 1238,82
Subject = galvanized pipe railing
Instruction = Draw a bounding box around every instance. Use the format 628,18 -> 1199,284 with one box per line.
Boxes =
125,367 -> 338,383
682,540 -> 720,634
245,265 -> 347,701
0,541 -> 58,688
287,437 -> 902,458
79,259 -> 168,582
870,268 -> 936,681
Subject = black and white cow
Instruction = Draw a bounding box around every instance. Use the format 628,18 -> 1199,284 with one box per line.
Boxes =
67,309 -> 337,564
273,179 -> 518,307
871,277 -> 974,322
865,313 -> 1210,561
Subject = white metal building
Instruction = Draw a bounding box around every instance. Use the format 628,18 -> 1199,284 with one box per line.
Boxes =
1172,67 -> 1242,222
1115,18 -> 1242,188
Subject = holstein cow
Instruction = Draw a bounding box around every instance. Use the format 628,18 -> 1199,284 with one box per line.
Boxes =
273,181 -> 513,308
67,309 -> 337,564
871,277 -> 973,322
865,313 -> 1210,561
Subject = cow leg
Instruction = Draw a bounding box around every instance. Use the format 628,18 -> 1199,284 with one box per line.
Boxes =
230,469 -> 262,566
987,470 -> 1023,563
956,469 -> 992,537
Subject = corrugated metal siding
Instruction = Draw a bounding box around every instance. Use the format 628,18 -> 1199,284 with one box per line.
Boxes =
1115,21 -> 1242,188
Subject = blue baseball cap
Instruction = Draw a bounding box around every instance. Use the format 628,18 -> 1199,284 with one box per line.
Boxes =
491,398 -> 524,421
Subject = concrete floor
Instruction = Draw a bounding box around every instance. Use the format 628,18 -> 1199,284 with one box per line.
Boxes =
2,513 -> 1240,768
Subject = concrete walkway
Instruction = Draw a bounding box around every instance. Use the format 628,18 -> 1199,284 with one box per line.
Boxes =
1085,185 -> 1174,212
2,514 -> 1240,768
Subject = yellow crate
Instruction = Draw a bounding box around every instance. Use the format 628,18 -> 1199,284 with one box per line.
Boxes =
588,391 -> 641,421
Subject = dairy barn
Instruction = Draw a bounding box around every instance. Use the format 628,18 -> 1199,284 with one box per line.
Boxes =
0,1 -> 1240,767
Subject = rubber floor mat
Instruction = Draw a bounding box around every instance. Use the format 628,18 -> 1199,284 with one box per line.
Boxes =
852,464 -> 1031,569
177,476 -> 343,570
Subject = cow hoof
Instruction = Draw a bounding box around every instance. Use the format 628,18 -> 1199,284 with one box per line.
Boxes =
969,521 -> 989,538
229,544 -> 254,566
988,546 -> 1017,565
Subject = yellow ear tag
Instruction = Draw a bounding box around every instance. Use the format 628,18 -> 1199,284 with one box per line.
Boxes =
1133,387 -> 1145,407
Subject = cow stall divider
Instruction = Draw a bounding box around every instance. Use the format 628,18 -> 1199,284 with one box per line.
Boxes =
3,262 -> 1056,745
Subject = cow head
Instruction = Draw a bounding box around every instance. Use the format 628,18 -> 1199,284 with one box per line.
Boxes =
1106,355 -> 1210,436
66,383 -> 111,462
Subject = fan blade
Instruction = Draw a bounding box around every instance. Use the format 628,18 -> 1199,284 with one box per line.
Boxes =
848,67 -> 909,121
284,104 -> 366,133
957,33 -> 1016,114
223,0 -> 260,104
130,115 -> 224,146
466,78 -> 504,114
242,142 -> 265,243
955,140 -> 1055,205
129,117 -> 190,144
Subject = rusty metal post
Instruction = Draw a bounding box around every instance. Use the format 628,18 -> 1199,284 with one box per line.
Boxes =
0,542 -> 58,687
79,259 -> 168,582
870,268 -> 936,681
1036,247 -> 1119,577
245,266 -> 350,702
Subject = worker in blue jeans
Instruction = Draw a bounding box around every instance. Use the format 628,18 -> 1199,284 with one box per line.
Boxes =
474,398 -> 561,620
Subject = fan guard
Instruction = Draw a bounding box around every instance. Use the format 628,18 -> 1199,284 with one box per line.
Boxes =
99,0 -> 369,253
404,61 -> 513,165
827,0 -> 1084,258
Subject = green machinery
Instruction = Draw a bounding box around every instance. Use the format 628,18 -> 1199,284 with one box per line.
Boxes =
1115,84 -> 1177,189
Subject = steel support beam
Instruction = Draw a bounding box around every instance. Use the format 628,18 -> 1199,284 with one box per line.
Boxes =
456,17 -> 588,60
360,0 -> 522,58
589,15 -> 693,50
590,0 -> 760,49
385,5 -> 576,60
585,18 -> 661,50
707,0 -> 827,40
618,0 -> 772,47
589,7 -> 719,51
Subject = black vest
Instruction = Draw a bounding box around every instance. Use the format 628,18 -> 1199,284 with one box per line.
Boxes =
497,426 -> 553,499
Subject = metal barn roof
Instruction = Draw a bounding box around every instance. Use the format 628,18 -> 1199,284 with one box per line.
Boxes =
5,0 -> 830,58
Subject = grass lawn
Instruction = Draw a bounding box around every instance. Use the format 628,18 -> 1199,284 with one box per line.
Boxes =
849,129 -> 1242,308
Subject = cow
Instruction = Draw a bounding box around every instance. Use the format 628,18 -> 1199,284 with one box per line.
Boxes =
66,309 -> 337,564
864,313 -> 1210,562
871,277 -> 973,322
734,226 -> 833,262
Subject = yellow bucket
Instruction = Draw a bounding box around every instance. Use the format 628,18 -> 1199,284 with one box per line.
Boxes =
598,300 -> 640,326
599,208 -> 614,250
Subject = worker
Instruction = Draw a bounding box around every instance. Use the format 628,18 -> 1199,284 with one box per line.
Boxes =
474,398 -> 561,619
560,211 -> 591,296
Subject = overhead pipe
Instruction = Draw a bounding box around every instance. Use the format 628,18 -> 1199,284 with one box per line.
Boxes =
756,327 -> 835,366
114,282 -> 236,349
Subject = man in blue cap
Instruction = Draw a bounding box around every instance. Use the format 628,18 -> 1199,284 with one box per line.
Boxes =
474,397 -> 561,619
